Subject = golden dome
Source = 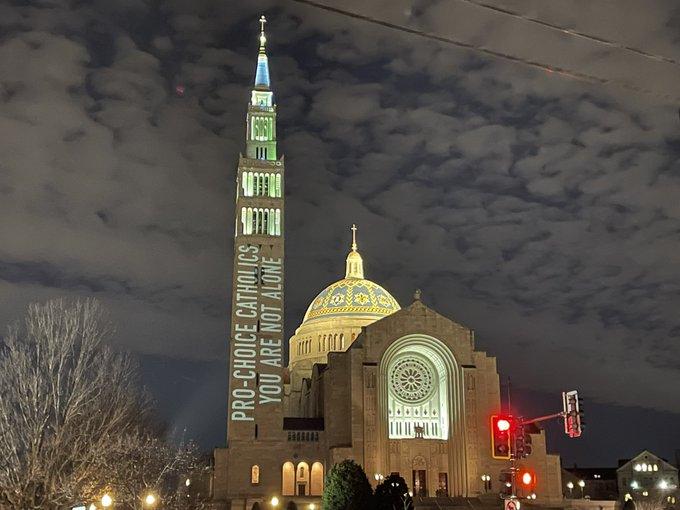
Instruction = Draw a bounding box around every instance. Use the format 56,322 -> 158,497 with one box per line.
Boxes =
302,224 -> 400,324
303,277 -> 401,323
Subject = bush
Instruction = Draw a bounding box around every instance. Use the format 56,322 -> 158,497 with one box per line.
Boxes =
375,474 -> 413,510
322,459 -> 374,510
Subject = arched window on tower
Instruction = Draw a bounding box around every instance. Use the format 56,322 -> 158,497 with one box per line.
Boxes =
263,174 -> 269,195
275,174 -> 282,197
340,333 -> 345,349
269,174 -> 276,197
268,209 -> 276,235
263,209 -> 269,234
251,465 -> 260,485
246,208 -> 254,235
275,209 -> 281,235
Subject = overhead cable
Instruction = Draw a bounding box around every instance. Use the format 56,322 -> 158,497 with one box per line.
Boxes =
288,0 -> 678,102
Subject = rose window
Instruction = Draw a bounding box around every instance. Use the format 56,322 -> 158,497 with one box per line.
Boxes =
390,357 -> 434,404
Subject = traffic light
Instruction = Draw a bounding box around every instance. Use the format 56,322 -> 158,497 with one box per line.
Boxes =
562,390 -> 583,438
499,470 -> 513,496
518,468 -> 537,493
491,415 -> 513,459
515,424 -> 533,458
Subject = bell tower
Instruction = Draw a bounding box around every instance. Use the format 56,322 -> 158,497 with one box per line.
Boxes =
227,15 -> 284,443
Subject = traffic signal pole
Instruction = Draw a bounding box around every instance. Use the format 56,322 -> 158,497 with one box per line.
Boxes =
494,390 -> 583,504
520,411 -> 566,426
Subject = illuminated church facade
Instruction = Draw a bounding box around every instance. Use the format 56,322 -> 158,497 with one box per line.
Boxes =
212,18 -> 563,509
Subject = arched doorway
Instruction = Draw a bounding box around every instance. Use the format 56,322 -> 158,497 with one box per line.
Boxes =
412,455 -> 427,497
311,462 -> 324,495
251,503 -> 261,510
296,462 -> 310,496
282,462 -> 295,496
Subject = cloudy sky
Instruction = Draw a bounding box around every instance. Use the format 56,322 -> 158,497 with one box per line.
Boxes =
1,0 -> 680,465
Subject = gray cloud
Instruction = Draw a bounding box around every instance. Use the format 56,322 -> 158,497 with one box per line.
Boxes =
1,0 -> 679,435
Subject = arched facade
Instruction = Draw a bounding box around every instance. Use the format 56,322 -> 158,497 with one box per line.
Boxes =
280,461 -> 324,497
377,334 -> 467,497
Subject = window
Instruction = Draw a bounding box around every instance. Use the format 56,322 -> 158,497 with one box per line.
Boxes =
251,465 -> 260,485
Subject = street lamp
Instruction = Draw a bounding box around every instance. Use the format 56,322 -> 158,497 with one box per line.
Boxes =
270,496 -> 279,507
101,494 -> 113,508
481,474 -> 491,492
566,481 -> 574,498
144,493 -> 157,507
578,480 -> 585,498
308,505 -> 316,510
89,505 -> 97,510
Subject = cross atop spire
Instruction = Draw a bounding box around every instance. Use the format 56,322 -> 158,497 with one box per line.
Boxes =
254,14 -> 271,89
351,224 -> 358,252
258,15 -> 267,52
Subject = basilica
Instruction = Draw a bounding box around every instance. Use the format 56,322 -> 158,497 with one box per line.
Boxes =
212,18 -> 563,509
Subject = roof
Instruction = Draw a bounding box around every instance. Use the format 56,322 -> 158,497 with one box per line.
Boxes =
302,277 -> 401,323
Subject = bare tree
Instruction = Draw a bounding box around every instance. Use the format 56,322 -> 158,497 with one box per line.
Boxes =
98,432 -> 209,510
0,299 -> 151,510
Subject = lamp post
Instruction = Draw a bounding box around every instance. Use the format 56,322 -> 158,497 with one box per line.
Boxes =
143,493 -> 157,508
270,496 -> 280,508
101,494 -> 113,508
567,481 -> 574,498
481,474 -> 491,492
578,480 -> 585,498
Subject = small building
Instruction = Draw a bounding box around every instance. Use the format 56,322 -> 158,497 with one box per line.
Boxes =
563,467 -> 619,500
617,451 -> 678,508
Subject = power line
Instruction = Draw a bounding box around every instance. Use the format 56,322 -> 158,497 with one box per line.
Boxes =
287,0 -> 678,102
458,0 -> 680,67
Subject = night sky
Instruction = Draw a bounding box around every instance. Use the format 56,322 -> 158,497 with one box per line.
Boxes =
2,0 -> 680,467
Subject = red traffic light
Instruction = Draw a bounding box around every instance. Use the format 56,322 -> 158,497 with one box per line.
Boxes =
497,419 -> 511,432
491,415 -> 513,460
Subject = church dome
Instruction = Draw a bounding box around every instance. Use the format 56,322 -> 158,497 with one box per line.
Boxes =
302,277 -> 401,323
302,224 -> 400,324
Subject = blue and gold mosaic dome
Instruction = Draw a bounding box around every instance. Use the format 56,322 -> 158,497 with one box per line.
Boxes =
303,277 -> 401,323
302,226 -> 401,323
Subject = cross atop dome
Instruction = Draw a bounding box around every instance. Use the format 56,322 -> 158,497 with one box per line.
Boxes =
345,224 -> 364,279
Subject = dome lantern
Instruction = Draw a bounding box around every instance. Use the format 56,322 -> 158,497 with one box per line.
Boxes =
345,224 -> 364,279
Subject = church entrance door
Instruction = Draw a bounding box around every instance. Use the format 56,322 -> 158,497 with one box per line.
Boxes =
297,483 -> 307,496
412,470 -> 427,497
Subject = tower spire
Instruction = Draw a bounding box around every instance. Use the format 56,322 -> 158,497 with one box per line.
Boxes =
345,224 -> 364,279
254,14 -> 270,90
258,15 -> 267,52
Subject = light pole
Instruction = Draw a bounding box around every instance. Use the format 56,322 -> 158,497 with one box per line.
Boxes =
567,481 -> 574,498
481,474 -> 491,492
578,480 -> 585,498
